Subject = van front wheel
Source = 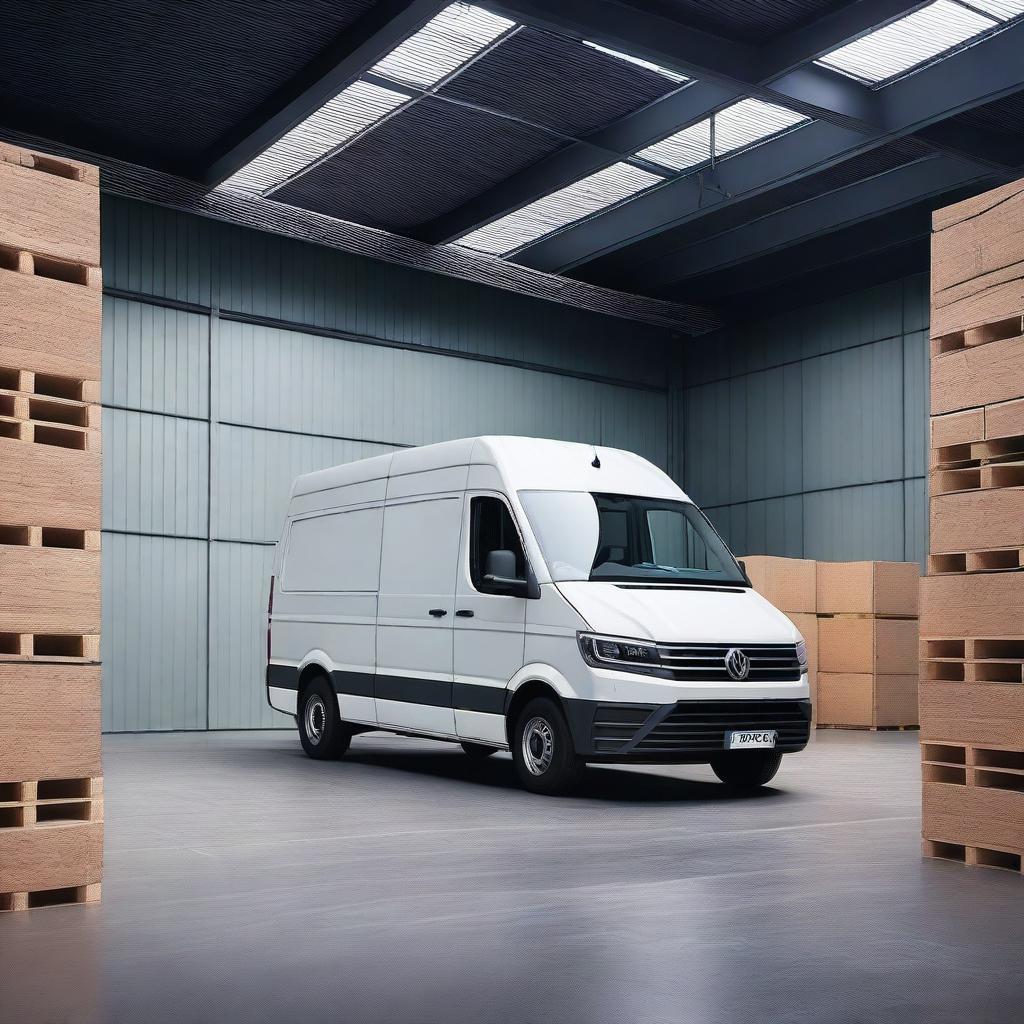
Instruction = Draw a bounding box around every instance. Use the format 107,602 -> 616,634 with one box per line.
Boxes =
710,750 -> 782,790
298,677 -> 351,760
512,697 -> 583,795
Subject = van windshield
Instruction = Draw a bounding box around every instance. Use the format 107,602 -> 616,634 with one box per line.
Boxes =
518,490 -> 747,585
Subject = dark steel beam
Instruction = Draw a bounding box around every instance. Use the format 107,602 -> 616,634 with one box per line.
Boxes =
414,80 -> 740,244
635,156 -> 992,287
514,17 -> 1024,273
202,0 -> 445,187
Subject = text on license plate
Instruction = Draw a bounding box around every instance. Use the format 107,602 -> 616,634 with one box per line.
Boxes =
727,730 -> 777,750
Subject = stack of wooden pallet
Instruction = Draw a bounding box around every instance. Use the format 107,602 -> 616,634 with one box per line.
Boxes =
0,143 -> 103,912
921,178 -> 1024,873
816,561 -> 920,730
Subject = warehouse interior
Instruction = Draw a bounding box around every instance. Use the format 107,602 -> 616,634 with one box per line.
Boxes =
1,1 -> 1023,1022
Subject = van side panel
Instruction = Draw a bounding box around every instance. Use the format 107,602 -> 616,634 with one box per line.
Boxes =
269,488 -> 384,725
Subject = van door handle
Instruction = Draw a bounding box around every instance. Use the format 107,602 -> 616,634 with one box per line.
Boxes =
428,608 -> 447,617
455,609 -> 474,618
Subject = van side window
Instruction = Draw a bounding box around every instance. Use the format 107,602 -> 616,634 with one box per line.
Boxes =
470,496 -> 526,594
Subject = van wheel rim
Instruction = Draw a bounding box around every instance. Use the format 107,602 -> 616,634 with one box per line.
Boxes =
522,717 -> 554,775
305,695 -> 326,744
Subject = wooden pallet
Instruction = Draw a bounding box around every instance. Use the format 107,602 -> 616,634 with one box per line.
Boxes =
928,547 -> 1024,575
923,839 -> 1022,874
0,633 -> 100,662
0,777 -> 103,828
0,883 -> 101,913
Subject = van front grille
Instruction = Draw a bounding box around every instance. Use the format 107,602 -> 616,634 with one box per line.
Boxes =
656,643 -> 802,682
591,699 -> 812,756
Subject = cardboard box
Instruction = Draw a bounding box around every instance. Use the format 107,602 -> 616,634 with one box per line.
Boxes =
920,573 -> 1024,637
0,160 -> 99,266
0,268 -> 101,380
0,822 -> 103,894
740,555 -> 817,613
931,487 -> 1024,554
923,782 -> 1024,855
986,396 -> 1024,440
818,616 -> 918,675
817,672 -> 918,728
0,546 -> 100,634
920,680 -> 1024,748
0,664 -> 101,780
931,408 -> 985,449
0,437 -> 101,531
931,335 -> 1024,416
816,561 -> 920,617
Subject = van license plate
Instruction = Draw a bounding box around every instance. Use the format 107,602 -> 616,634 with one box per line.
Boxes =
727,730 -> 777,750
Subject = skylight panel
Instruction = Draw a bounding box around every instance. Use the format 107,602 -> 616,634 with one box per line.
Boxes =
370,3 -> 516,89
635,118 -> 711,172
581,41 -> 689,83
964,0 -> 1024,18
815,0 -> 996,85
221,80 -> 408,193
712,98 -> 809,156
456,163 -> 664,255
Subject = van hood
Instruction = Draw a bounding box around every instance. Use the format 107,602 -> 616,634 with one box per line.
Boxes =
556,581 -> 800,644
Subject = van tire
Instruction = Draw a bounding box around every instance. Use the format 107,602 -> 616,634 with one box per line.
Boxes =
460,742 -> 498,758
298,677 -> 351,760
710,750 -> 783,790
511,697 -> 583,795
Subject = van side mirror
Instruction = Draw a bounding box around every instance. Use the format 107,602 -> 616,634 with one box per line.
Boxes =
737,559 -> 752,586
483,549 -> 540,599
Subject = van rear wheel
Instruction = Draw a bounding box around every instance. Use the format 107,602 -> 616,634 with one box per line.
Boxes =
511,697 -> 583,795
298,677 -> 351,760
460,742 -> 498,758
710,750 -> 782,790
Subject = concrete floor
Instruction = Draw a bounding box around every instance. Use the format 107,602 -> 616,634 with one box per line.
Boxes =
1,730 -> 1022,1024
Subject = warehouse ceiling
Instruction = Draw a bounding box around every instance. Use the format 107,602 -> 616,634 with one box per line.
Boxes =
3,0 -> 1024,323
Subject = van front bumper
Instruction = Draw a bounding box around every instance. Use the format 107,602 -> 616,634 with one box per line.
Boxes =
563,697 -> 812,763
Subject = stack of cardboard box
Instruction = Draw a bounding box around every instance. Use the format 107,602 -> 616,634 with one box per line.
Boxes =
0,143 -> 103,912
742,556 -> 921,729
816,561 -> 919,729
921,177 -> 1024,872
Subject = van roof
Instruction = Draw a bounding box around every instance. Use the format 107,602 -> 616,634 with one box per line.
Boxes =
291,435 -> 688,502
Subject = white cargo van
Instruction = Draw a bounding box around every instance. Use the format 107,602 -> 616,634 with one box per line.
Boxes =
267,436 -> 810,794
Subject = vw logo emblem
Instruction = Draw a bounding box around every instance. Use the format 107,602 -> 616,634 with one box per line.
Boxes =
725,648 -> 750,681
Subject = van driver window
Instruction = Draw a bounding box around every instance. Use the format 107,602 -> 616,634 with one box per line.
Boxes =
470,496 -> 526,594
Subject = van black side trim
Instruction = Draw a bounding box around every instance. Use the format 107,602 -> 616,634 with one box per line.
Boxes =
375,675 -> 451,707
332,670 -> 375,698
453,681 -> 505,715
267,664 -> 300,689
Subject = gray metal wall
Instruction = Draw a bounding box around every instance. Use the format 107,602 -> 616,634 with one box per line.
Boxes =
677,275 -> 930,568
100,197 -> 676,731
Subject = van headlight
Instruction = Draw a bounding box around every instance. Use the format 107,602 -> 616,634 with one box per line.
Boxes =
795,640 -> 808,668
577,633 -> 668,676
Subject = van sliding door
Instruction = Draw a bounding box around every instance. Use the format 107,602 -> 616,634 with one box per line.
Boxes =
375,495 -> 462,736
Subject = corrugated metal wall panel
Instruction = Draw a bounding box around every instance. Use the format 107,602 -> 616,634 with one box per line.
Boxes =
102,533 -> 207,731
212,425 -> 396,544
903,329 -> 929,481
207,542 -> 281,729
101,198 -> 213,306
682,275 -> 929,567
102,408 -> 208,537
103,296 -> 209,417
803,482 -> 906,562
801,338 -> 903,491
